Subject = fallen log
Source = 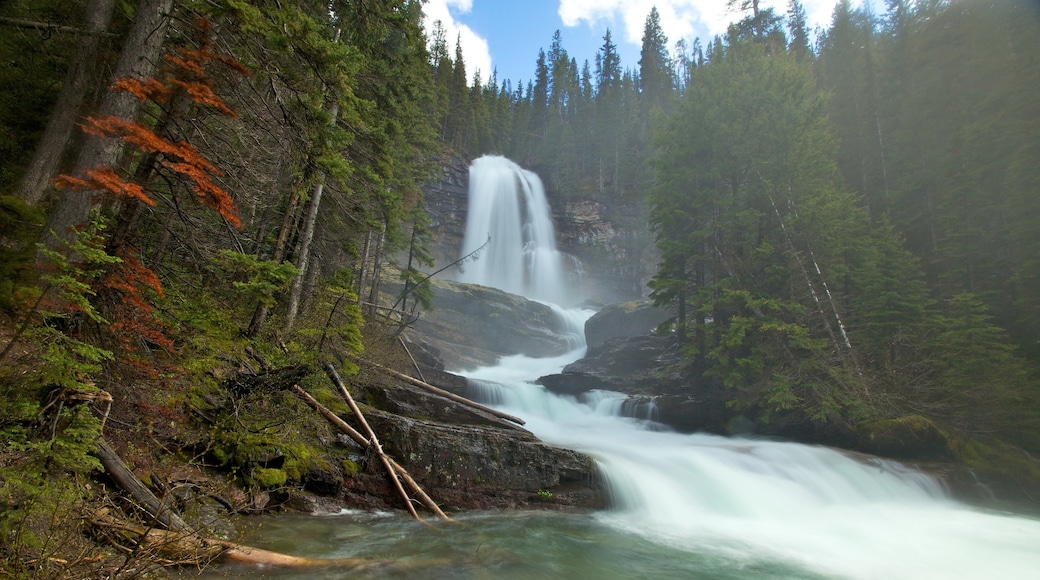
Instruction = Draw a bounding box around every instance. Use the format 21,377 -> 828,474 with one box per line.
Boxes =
290,385 -> 451,521
94,440 -> 188,532
360,359 -> 526,426
91,508 -> 372,569
323,363 -> 423,523
93,443 -> 378,570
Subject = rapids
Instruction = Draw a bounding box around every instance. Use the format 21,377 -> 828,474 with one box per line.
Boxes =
208,156 -> 1040,579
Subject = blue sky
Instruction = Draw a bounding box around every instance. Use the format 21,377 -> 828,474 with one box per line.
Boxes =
421,0 -> 884,88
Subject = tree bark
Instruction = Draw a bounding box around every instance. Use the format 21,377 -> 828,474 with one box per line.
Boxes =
42,0 -> 174,250
16,0 -> 116,206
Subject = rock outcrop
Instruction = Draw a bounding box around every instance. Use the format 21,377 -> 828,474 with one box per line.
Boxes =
349,371 -> 603,511
409,279 -> 581,370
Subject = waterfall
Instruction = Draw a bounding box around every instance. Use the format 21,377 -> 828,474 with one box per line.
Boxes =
448,156 -> 1040,579
458,155 -> 577,306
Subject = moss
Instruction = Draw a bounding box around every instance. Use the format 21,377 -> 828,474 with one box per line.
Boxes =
341,459 -> 359,477
250,468 -> 287,488
953,437 -> 1040,481
856,415 -> 954,460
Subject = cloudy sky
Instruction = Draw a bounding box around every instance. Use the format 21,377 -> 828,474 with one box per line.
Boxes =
421,0 -> 883,87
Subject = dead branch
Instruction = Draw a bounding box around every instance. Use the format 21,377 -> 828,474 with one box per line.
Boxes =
361,359 -> 526,426
290,384 -> 451,521
322,363 -> 424,522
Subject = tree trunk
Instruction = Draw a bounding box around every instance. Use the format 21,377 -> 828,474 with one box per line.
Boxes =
94,439 -> 188,532
42,0 -> 174,251
16,0 -> 116,206
365,225 -> 386,315
356,228 -> 373,305
246,165 -> 300,336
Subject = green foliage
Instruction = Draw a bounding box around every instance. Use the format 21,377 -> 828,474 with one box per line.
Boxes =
291,268 -> 365,365
0,195 -> 44,310
213,249 -> 299,307
931,294 -> 1040,443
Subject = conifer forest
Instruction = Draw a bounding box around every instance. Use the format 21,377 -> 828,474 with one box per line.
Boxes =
1,0 -> 1039,576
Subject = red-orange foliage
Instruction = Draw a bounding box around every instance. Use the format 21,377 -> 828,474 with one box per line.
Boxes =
99,246 -> 176,373
54,166 -> 153,206
112,77 -> 172,103
57,16 -> 245,228
49,17 -> 247,371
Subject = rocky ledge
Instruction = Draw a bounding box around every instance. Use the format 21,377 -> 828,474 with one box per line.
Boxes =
408,279 -> 582,370
334,368 -> 604,512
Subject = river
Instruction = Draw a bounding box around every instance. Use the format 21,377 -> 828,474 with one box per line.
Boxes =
203,156 -> 1040,579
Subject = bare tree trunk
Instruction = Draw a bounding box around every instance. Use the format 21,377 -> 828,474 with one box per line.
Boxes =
246,165 -> 301,336
42,0 -> 174,251
365,225 -> 385,315
356,228 -> 373,305
285,134 -> 334,330
16,0 -> 116,206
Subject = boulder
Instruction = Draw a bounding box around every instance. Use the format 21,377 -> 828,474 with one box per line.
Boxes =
410,280 -> 582,370
347,369 -> 603,511
367,410 -> 603,511
583,301 -> 674,350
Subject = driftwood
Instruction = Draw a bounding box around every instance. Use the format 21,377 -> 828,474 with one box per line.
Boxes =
94,440 -> 374,569
290,385 -> 451,521
323,363 -> 433,523
361,359 -> 526,426
90,508 -> 372,569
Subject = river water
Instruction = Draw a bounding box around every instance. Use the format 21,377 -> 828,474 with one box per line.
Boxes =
204,156 -> 1040,578
216,331 -> 1040,579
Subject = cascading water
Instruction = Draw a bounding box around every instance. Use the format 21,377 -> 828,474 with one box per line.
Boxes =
455,157 -> 1040,579
215,157 -> 1040,579
457,155 -> 576,307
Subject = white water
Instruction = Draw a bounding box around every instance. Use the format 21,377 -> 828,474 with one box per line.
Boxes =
454,157 -> 1040,579
457,155 -> 577,306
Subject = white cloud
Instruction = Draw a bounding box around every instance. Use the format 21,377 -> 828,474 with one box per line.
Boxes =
558,0 -> 862,51
422,0 -> 493,84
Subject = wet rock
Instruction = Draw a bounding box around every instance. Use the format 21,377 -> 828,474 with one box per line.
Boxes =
365,410 -> 604,511
409,280 -> 581,370
583,301 -> 674,350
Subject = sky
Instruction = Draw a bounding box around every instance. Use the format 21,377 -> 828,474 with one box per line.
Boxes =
421,0 -> 883,88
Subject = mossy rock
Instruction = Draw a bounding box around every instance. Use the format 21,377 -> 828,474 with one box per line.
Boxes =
856,415 -> 954,460
250,467 -> 287,488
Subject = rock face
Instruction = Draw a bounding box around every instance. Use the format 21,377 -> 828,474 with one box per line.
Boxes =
583,301 -> 674,350
410,279 -> 581,370
422,156 -> 470,273
421,154 -> 656,305
351,372 -> 603,511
